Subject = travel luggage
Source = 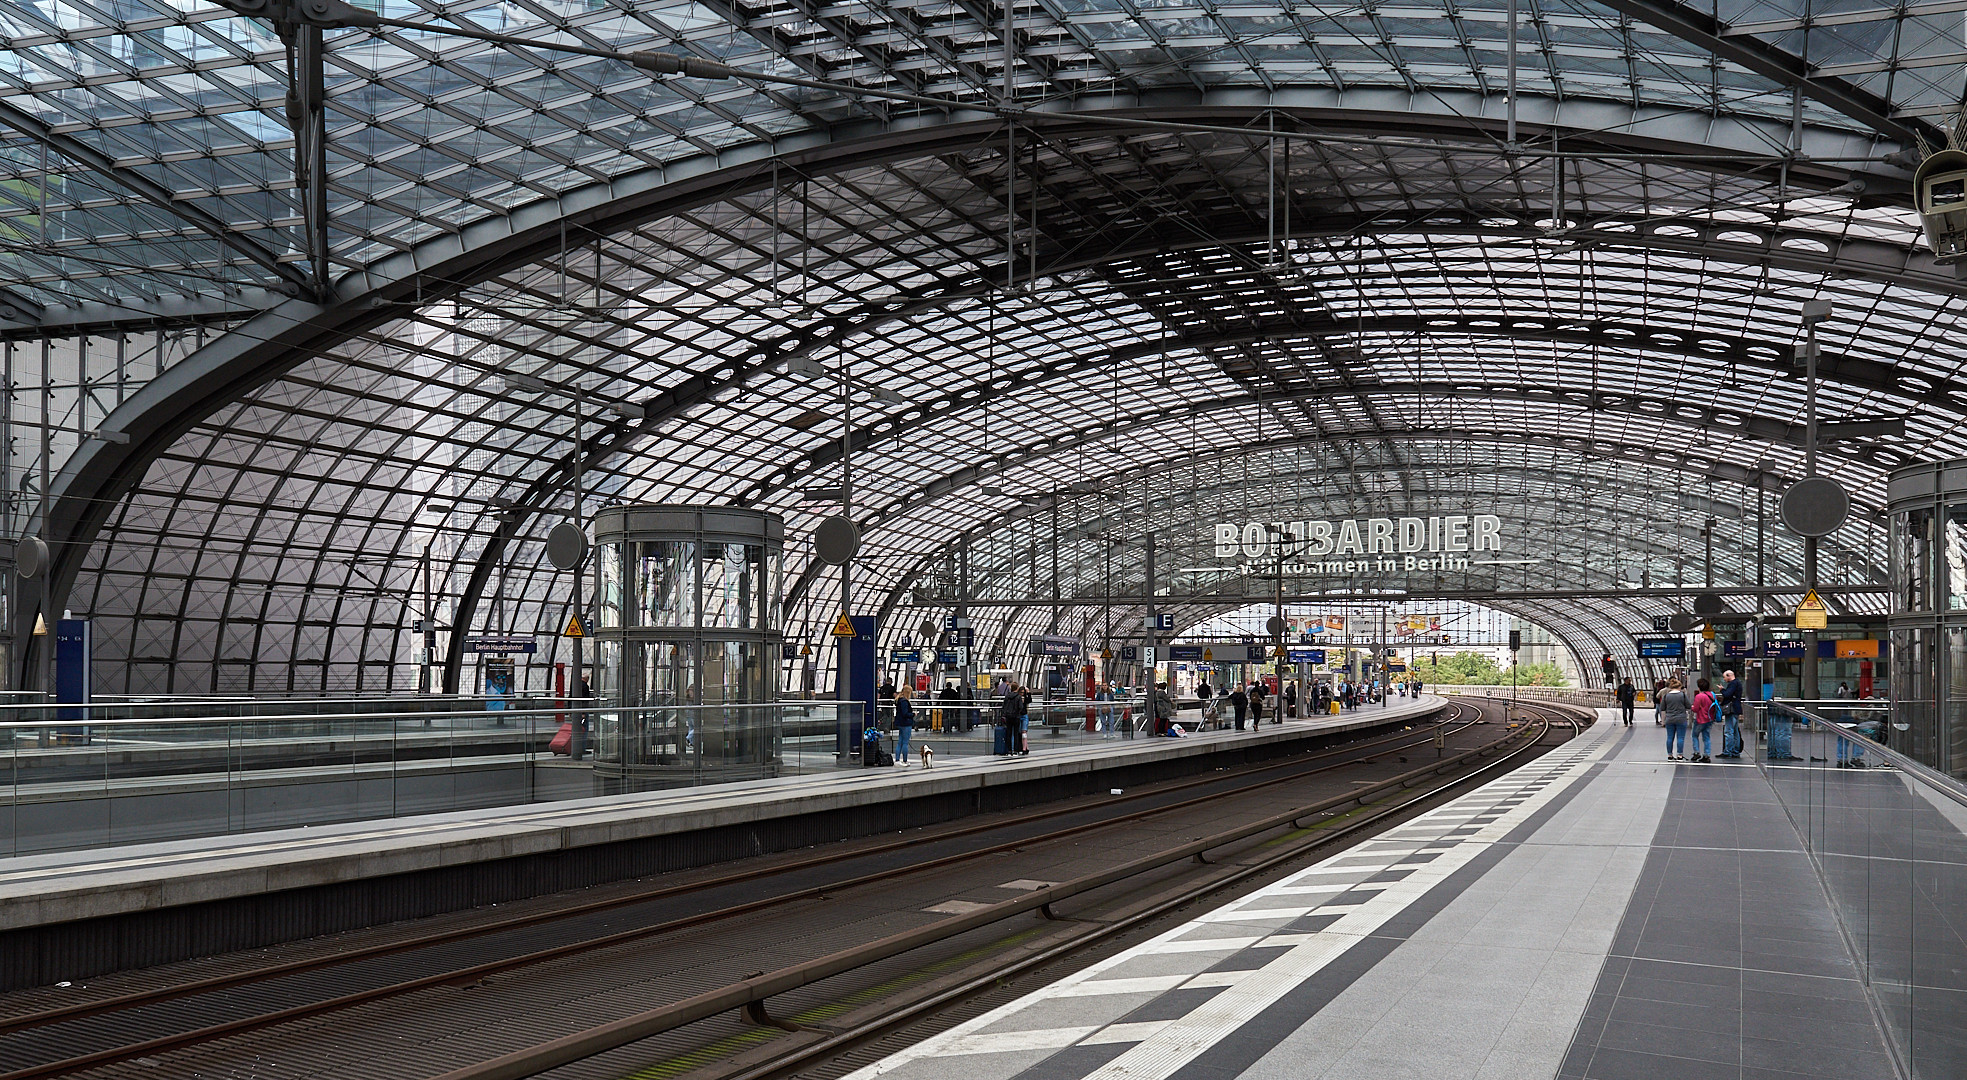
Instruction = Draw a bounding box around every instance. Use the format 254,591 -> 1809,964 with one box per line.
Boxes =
994,723 -> 1011,755
548,722 -> 573,755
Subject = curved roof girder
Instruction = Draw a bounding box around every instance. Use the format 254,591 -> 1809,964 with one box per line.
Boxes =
763,365 -> 1907,515
1584,0 -> 1941,147
779,380 -> 1887,590
21,95 -> 1923,679
853,430 -> 1872,631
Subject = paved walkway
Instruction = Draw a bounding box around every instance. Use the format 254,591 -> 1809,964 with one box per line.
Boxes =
847,708 -> 1897,1080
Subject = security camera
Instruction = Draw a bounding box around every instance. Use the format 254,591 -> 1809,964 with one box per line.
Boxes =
1912,148 -> 1967,263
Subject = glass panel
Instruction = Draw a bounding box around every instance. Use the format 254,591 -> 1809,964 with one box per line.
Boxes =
1894,627 -> 1942,773
1898,508 -> 1935,614
599,542 -> 625,628
636,541 -> 696,627
701,542 -> 763,629
594,638 -> 623,763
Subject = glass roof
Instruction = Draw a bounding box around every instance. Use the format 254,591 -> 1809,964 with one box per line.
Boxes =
2,0 -> 1954,691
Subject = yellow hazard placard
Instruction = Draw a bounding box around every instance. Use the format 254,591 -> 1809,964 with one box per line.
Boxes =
563,613 -> 586,637
1100,647 -> 1113,659
831,613 -> 857,637
1795,590 -> 1829,631
1202,647 -> 1214,662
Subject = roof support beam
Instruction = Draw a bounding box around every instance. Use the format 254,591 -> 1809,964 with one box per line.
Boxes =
1587,0 -> 1940,145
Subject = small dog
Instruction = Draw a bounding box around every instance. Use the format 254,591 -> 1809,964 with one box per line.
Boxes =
919,744 -> 935,769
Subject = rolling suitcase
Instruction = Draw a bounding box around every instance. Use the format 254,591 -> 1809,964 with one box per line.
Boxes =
993,723 -> 1011,755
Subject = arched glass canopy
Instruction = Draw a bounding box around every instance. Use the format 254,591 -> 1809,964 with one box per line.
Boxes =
0,0 -> 1956,692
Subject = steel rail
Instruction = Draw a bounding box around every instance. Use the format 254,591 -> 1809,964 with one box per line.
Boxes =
0,703 -> 1473,1046
429,707 -> 1560,1080
714,704 -> 1588,1080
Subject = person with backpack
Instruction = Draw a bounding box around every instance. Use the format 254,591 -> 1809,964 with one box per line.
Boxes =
1229,683 -> 1249,731
1152,682 -> 1176,737
1689,678 -> 1717,763
996,684 -> 1021,755
1251,682 -> 1267,726
1657,677 -> 1692,761
1717,669 -> 1744,758
1616,678 -> 1637,727
892,686 -> 916,765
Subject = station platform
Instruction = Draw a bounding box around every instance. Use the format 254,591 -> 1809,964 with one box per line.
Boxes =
850,708 -> 1907,1080
0,695 -> 1446,992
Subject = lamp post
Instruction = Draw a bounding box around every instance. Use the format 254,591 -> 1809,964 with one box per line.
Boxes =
1798,300 -> 1831,701
501,372 -> 645,752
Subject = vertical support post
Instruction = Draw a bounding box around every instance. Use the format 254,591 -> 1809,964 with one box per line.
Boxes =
1801,314 -> 1821,701
1505,0 -> 1518,148
288,24 -> 331,301
420,541 -> 433,695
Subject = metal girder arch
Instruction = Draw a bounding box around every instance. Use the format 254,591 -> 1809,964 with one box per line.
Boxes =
804,377 -> 1885,619
24,96 -> 1921,680
752,325 -> 1918,516
1583,0 -> 1942,148
852,422 -> 1854,628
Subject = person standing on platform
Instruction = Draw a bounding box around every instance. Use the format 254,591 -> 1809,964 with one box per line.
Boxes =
1016,683 -> 1032,755
1096,681 -> 1115,737
1689,678 -> 1716,763
1718,669 -> 1744,758
941,680 -> 965,732
1658,677 -> 1692,761
893,686 -> 916,764
1152,682 -> 1176,737
1285,681 -> 1298,719
1616,678 -> 1637,727
1251,682 -> 1267,726
1230,683 -> 1249,730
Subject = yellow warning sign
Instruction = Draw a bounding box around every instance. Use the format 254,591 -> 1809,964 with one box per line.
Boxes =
563,613 -> 586,638
1100,648 -> 1113,660
1202,647 -> 1214,662
831,613 -> 857,637
1795,590 -> 1829,631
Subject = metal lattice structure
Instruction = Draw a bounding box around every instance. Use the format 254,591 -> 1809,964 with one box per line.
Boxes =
0,0 -> 1960,691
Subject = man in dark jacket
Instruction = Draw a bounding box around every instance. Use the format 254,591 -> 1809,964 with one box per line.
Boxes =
1616,678 -> 1637,727
1717,669 -> 1745,758
1229,684 -> 1249,730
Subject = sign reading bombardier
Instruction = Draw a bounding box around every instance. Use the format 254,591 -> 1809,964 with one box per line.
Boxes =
1214,514 -> 1505,574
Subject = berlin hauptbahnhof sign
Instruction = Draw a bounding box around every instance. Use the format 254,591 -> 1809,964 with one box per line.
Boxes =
1214,514 -> 1505,574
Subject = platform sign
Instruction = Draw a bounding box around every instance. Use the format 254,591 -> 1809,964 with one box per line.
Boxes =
1247,645 -> 1269,661
782,644 -> 800,660
1636,638 -> 1685,658
1146,613 -> 1174,630
1795,590 -> 1830,630
465,637 -> 537,654
1652,615 -> 1672,632
1762,640 -> 1807,658
937,649 -> 960,665
1722,640 -> 1751,658
1119,646 -> 1138,662
890,649 -> 921,664
1168,644 -> 1204,661
1833,639 -> 1880,658
1287,647 -> 1326,664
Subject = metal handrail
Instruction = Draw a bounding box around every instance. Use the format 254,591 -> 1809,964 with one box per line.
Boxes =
1768,700 -> 1967,810
0,701 -> 846,734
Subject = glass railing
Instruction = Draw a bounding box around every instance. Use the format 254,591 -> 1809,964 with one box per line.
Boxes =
1759,700 -> 1967,1080
0,700 -> 860,858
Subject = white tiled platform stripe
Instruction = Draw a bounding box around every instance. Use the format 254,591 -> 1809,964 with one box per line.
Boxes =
843,718 -> 1620,1080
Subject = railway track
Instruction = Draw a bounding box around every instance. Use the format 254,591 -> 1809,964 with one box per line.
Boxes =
0,696 -> 1584,1080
